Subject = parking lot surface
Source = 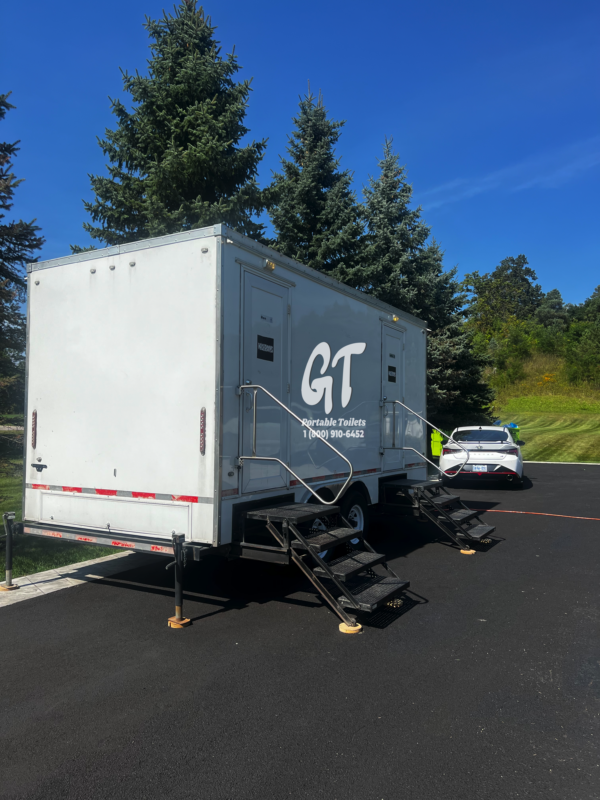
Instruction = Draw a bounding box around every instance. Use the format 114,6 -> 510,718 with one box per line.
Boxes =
1,463 -> 599,800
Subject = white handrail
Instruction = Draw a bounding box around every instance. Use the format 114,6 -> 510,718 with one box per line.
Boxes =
382,399 -> 470,479
238,384 -> 354,506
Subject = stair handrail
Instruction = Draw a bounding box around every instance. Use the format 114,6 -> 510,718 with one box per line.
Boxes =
237,384 -> 354,506
381,399 -> 470,480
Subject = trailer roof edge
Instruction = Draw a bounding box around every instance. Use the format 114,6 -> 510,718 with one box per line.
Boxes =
219,226 -> 428,329
26,223 -> 428,328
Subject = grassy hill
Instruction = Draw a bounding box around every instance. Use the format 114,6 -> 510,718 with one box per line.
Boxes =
491,354 -> 600,463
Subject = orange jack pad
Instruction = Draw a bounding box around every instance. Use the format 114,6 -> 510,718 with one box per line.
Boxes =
339,621 -> 363,634
168,616 -> 191,629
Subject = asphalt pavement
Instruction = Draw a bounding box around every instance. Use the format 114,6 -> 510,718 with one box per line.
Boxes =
1,463 -> 599,800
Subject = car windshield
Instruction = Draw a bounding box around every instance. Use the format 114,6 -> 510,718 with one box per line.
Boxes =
453,430 -> 509,443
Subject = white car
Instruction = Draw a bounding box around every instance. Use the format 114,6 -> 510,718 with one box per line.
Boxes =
439,425 -> 524,487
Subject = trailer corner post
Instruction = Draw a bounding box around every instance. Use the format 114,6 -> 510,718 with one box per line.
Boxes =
1,513 -> 19,591
167,533 -> 191,629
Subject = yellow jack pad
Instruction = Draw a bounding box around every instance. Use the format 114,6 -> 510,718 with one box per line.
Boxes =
460,549 -> 476,555
0,584 -> 20,592
339,621 -> 363,634
168,616 -> 191,629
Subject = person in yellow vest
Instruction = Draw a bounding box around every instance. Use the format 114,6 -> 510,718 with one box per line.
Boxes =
431,429 -> 444,458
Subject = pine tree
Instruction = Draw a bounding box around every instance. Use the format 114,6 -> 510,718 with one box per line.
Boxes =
462,255 -> 543,335
0,279 -> 26,417
76,1 -> 267,249
0,93 -> 43,421
0,93 -> 44,287
362,140 -> 492,428
268,90 -> 364,281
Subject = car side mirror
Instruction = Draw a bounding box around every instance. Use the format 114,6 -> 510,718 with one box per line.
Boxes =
517,440 -> 525,446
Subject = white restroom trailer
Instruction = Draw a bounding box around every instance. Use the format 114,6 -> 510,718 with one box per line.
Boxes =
19,225 -> 430,626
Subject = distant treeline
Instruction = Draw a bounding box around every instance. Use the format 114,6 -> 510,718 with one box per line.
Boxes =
462,255 -> 600,389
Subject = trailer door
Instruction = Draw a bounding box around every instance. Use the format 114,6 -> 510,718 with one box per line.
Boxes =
381,326 -> 405,470
241,272 -> 289,493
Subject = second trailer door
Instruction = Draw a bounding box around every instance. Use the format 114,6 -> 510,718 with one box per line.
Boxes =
241,272 -> 290,493
381,326 -> 405,470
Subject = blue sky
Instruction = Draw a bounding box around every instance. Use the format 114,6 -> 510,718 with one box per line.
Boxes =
2,0 -> 599,303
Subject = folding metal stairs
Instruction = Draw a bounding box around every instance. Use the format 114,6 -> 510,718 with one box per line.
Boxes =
382,478 -> 496,552
245,503 -> 409,631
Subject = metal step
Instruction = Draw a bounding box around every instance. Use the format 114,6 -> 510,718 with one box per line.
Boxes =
441,508 -> 481,524
339,576 -> 410,613
425,493 -> 460,508
386,478 -> 442,490
312,550 -> 384,580
291,527 -> 363,553
458,524 -> 496,541
246,503 -> 339,524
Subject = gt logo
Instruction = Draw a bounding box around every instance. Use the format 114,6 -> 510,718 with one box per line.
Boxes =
301,342 -> 367,414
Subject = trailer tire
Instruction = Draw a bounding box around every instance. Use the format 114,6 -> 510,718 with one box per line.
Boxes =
340,489 -> 370,540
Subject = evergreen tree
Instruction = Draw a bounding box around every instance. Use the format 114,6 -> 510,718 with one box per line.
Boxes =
534,288 -> 569,329
571,285 -> 600,323
0,93 -> 43,421
0,93 -> 44,288
361,140 -> 493,428
76,1 -> 267,249
462,255 -> 543,335
268,90 -> 364,281
0,279 -> 26,417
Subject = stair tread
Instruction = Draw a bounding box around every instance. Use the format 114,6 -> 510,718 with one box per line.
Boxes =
387,478 -> 442,489
445,508 -> 481,523
313,550 -> 384,579
460,524 -> 496,541
291,527 -> 362,552
426,493 -> 460,507
339,576 -> 410,612
246,503 -> 339,524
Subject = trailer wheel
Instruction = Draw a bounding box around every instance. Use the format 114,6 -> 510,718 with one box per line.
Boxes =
340,490 -> 370,540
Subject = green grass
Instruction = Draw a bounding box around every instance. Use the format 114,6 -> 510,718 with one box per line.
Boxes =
501,396 -> 600,414
507,413 -> 600,463
0,412 -> 24,426
490,354 -> 600,462
0,435 -> 117,579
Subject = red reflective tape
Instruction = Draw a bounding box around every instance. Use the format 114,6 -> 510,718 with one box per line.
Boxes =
76,535 -> 96,543
24,527 -> 62,538
151,544 -> 173,553
111,540 -> 135,548
30,484 -> 203,501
